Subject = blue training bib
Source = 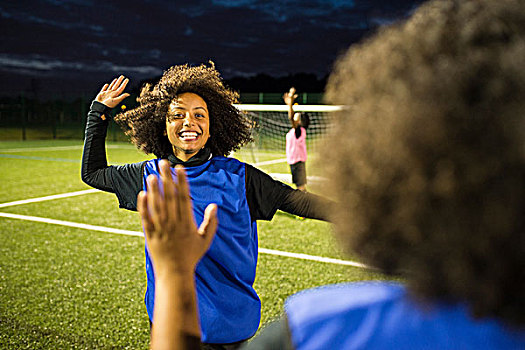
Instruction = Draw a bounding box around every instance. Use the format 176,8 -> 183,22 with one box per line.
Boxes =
143,156 -> 260,343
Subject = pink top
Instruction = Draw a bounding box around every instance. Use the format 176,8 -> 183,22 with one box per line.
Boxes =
286,127 -> 307,164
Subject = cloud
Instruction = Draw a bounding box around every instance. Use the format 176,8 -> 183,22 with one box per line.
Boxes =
0,54 -> 163,76
0,4 -> 104,33
212,0 -> 257,7
0,0 -> 426,95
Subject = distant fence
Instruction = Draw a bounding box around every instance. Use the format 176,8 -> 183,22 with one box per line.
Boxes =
0,92 -> 324,141
0,95 -> 128,141
239,92 -> 323,104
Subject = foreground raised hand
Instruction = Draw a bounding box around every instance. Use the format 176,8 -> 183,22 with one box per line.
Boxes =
137,159 -> 218,350
138,160 -> 218,276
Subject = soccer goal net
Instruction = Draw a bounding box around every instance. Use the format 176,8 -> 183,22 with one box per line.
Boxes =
235,104 -> 342,158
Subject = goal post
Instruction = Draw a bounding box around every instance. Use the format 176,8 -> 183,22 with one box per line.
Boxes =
234,104 -> 343,156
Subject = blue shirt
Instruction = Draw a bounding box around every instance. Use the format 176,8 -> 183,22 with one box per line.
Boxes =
285,282 -> 525,350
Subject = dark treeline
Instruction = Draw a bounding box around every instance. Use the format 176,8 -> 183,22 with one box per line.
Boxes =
136,72 -> 327,104
138,72 -> 328,94
226,72 -> 328,93
0,72 -> 328,140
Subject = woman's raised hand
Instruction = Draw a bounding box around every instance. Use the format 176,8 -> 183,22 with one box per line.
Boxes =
95,75 -> 130,109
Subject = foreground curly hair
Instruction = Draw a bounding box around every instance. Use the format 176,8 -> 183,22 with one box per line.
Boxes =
323,0 -> 525,326
114,63 -> 252,158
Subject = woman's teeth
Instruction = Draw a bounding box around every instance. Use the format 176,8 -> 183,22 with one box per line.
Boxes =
180,132 -> 198,140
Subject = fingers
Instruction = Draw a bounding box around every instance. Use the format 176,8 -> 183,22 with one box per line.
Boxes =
287,87 -> 297,101
107,75 -> 127,92
114,75 -> 125,90
111,76 -> 129,104
159,160 -> 177,222
175,165 -> 193,220
115,77 -> 129,95
100,83 -> 109,93
199,204 -> 218,248
108,77 -> 118,91
142,163 -> 217,259
137,191 -> 155,238
146,174 -> 166,232
115,93 -> 131,104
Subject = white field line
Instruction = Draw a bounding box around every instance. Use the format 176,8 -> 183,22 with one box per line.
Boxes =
258,248 -> 370,269
106,145 -> 137,149
0,189 -> 100,208
268,173 -> 292,183
0,172 -> 316,213
236,149 -> 287,155
268,173 -> 326,183
0,212 -> 143,237
0,211 -> 371,269
0,145 -> 84,153
252,159 -> 326,182
253,158 -> 287,166
0,144 -> 134,153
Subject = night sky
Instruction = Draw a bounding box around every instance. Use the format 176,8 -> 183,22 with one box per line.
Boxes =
1,0 -> 426,97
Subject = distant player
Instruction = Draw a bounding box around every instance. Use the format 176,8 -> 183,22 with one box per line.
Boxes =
283,87 -> 310,192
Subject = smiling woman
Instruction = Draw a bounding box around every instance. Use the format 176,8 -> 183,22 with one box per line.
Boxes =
80,62 -> 333,348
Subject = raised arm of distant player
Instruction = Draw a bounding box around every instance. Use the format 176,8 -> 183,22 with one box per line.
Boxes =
283,87 -> 300,128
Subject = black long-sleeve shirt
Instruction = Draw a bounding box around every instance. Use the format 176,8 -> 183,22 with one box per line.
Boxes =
81,101 -> 331,221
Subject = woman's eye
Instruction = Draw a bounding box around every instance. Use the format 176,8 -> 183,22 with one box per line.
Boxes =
195,113 -> 206,119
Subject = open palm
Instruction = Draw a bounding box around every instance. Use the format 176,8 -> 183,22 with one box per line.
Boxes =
95,75 -> 130,108
283,86 -> 298,106
138,161 -> 218,276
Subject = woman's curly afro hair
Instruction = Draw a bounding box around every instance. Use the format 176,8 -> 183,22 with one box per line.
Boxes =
322,0 -> 525,326
114,62 -> 252,158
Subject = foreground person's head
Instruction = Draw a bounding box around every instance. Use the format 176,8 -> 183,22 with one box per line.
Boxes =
323,0 -> 525,326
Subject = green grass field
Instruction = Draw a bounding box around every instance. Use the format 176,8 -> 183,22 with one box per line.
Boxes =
0,140 -> 389,349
